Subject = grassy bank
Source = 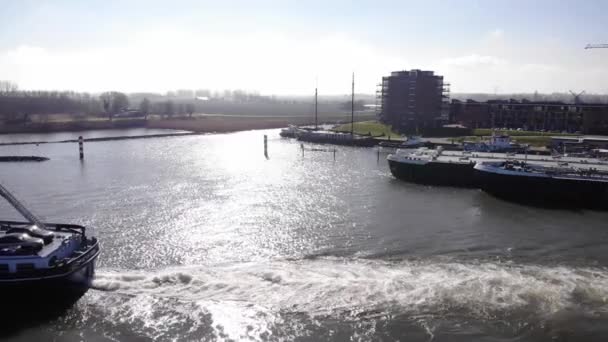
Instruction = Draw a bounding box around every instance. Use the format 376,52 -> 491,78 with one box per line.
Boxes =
455,135 -> 552,147
0,112 -> 378,135
148,113 -> 378,133
332,121 -> 402,139
464,129 -> 580,147
0,118 -> 148,134
472,128 -> 578,137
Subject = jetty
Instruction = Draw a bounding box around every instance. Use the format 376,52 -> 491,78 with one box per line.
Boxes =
0,156 -> 49,162
0,132 -> 198,147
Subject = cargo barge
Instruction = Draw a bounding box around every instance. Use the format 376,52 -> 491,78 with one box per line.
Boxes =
0,182 -> 99,321
474,160 -> 608,208
387,148 -> 477,187
387,148 -> 608,188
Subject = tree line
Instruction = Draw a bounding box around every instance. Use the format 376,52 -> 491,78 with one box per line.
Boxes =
0,89 -> 104,123
0,83 -> 200,123
141,99 -> 195,119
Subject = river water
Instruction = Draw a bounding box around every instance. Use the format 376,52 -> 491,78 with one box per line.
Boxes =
1,128 -> 608,341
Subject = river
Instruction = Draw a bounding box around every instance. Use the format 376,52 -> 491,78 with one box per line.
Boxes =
1,128 -> 607,341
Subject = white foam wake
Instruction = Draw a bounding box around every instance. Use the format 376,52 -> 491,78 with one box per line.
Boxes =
88,258 -> 608,341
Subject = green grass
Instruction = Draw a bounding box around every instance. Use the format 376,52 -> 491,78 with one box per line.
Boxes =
468,128 -> 578,147
332,120 -> 402,139
472,128 -> 578,137
454,135 -> 552,147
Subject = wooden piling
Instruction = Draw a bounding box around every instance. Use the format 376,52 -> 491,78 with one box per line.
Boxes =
264,135 -> 268,159
78,136 -> 84,160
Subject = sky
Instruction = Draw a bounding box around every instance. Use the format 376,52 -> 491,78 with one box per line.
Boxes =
0,0 -> 607,95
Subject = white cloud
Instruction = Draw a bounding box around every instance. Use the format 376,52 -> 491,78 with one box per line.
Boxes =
432,53 -> 601,94
5,46 -> 48,64
519,63 -> 563,73
0,31 -> 408,95
439,54 -> 507,68
2,30 -> 607,95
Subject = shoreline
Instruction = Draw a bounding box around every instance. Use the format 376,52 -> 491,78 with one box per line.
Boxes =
0,114 -> 379,146
0,113 -> 377,135
0,118 -> 336,147
0,132 -> 202,146
0,119 -> 147,134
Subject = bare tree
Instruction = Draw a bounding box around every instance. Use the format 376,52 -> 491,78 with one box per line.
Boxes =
176,103 -> 185,116
100,93 -> 112,120
185,103 -> 195,118
0,89 -> 103,124
139,98 -> 151,120
0,80 -> 18,93
163,100 -> 174,119
111,92 -> 129,114
100,91 -> 129,121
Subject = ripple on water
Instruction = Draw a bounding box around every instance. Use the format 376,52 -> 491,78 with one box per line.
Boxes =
80,258 -> 608,341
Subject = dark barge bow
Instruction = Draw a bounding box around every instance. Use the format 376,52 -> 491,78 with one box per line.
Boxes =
387,149 -> 477,187
0,181 -> 100,311
0,220 -> 100,294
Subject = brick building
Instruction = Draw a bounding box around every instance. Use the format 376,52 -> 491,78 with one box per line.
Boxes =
378,70 -> 449,133
450,99 -> 608,134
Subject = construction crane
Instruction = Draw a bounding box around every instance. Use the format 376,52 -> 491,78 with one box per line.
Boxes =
585,43 -> 608,49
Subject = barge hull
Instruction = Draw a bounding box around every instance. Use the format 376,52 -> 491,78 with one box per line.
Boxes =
388,159 -> 477,187
475,169 -> 608,208
298,136 -> 377,147
0,255 -> 98,328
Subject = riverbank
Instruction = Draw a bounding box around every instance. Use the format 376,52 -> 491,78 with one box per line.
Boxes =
0,112 -> 377,135
148,113 -> 377,133
0,119 -> 147,134
0,132 -> 199,146
0,113 -> 377,146
332,121 -> 403,140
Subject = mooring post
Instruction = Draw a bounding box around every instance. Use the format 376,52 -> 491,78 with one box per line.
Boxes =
78,136 -> 84,160
301,143 -> 304,158
333,149 -> 336,161
377,148 -> 380,163
264,135 -> 268,159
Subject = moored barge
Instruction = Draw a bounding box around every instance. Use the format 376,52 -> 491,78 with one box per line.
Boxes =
474,160 -> 608,208
387,148 -> 608,189
387,148 -> 478,187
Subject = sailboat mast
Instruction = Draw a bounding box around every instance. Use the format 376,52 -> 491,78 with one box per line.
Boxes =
351,72 -> 354,136
315,87 -> 318,130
